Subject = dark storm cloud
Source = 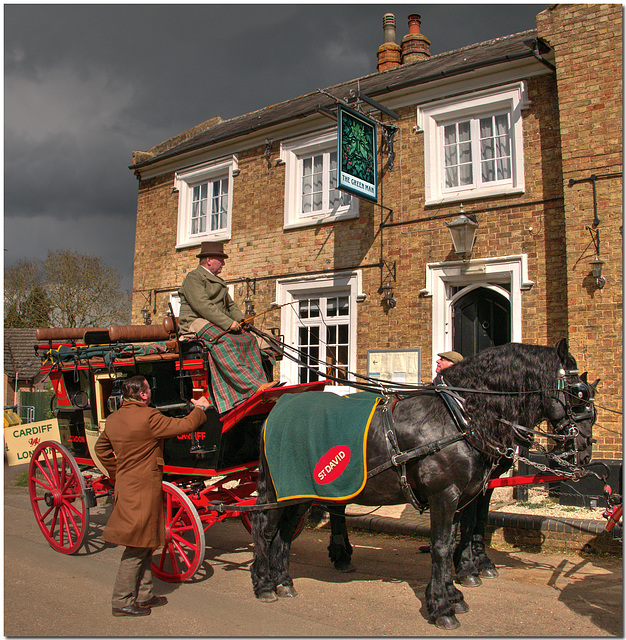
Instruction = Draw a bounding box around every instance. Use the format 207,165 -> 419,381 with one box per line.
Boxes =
4,4 -> 547,290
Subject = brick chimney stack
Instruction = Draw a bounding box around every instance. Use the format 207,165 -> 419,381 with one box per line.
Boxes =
377,13 -> 402,71
401,14 -> 431,63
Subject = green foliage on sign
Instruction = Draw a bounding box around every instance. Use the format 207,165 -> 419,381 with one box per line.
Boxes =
340,111 -> 375,184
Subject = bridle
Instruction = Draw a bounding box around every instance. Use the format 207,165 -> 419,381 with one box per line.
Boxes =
551,367 -> 597,453
506,367 -> 598,471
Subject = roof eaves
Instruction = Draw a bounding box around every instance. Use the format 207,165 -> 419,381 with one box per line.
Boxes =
130,29 -> 538,172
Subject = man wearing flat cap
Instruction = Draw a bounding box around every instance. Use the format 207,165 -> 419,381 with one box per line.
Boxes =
435,350 -> 464,374
178,241 -> 274,413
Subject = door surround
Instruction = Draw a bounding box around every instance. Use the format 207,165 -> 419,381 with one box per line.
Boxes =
421,254 -> 534,378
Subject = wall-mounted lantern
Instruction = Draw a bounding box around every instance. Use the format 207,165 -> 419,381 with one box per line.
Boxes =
244,278 -> 256,316
244,295 -> 255,317
446,206 -> 479,256
589,255 -> 606,289
141,306 -> 152,325
380,282 -> 397,309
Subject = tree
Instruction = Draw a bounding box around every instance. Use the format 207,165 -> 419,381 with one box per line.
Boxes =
4,259 -> 49,328
4,251 -> 131,328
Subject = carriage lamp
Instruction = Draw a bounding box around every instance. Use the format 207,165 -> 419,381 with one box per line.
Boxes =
141,306 -> 152,325
589,255 -> 606,289
381,282 -> 397,309
446,206 -> 479,256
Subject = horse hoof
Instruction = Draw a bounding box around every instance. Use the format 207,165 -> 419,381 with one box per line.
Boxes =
435,615 -> 460,630
334,561 -> 355,573
453,601 -> 470,615
276,584 -> 297,598
456,574 -> 483,588
480,567 -> 499,579
256,591 -> 278,603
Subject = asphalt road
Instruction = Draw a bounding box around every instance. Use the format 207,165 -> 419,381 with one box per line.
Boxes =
4,461 -> 623,637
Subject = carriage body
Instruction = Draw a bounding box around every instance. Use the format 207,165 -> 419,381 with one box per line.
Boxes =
29,320 -> 326,581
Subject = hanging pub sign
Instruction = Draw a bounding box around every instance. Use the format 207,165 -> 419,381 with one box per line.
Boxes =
338,105 -> 378,203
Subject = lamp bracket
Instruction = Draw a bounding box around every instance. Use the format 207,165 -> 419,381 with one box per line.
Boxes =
378,260 -> 396,294
586,226 -> 601,255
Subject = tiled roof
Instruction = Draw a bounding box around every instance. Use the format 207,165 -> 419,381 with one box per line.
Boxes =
4,329 -> 40,379
131,29 -> 538,170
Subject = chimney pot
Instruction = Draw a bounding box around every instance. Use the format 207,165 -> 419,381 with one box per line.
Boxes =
407,14 -> 422,34
382,13 -> 397,42
401,13 -> 431,64
377,13 -> 402,71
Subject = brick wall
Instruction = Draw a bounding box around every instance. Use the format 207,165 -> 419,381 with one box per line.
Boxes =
537,4 -> 623,459
132,5 -> 622,460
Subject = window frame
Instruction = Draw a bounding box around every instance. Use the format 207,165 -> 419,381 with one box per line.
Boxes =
281,130 -> 359,229
275,271 -> 364,391
175,155 -> 238,248
417,82 -> 528,206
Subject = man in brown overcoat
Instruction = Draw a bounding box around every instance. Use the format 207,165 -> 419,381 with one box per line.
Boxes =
95,375 -> 210,617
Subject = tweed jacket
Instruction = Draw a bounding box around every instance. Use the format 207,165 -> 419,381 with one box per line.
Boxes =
178,265 -> 245,332
94,399 -> 206,548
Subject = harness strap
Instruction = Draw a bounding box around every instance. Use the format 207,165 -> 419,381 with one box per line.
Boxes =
376,397 -> 466,514
367,432 -> 467,478
498,418 -> 577,442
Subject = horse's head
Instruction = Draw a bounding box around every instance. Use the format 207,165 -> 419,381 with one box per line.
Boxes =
547,338 -> 599,466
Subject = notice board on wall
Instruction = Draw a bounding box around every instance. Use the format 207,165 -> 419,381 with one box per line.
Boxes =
366,348 -> 421,385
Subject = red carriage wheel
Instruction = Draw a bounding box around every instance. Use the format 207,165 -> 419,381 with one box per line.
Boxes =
28,441 -> 89,554
152,481 -> 206,583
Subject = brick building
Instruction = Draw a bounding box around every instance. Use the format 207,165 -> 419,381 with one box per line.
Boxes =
129,5 -> 622,460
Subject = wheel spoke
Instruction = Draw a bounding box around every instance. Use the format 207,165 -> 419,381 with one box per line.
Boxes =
171,531 -> 200,553
166,542 -> 181,575
170,538 -> 193,569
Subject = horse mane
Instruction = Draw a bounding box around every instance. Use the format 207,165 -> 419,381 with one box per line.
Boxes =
441,342 -> 567,457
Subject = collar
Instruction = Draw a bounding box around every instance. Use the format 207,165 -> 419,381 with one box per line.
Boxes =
199,265 -> 225,283
122,398 -> 148,407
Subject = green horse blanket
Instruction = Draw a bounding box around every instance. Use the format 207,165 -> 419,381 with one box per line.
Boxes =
263,391 -> 382,502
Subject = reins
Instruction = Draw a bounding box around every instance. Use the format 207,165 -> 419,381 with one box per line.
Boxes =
249,325 -> 590,401
251,325 -> 603,484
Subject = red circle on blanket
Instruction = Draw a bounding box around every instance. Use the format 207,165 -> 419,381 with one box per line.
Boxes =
314,445 -> 351,485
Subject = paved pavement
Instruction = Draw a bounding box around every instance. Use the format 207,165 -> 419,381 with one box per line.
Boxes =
5,460 -> 623,637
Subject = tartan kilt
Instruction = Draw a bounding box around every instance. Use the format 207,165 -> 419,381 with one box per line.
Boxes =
196,322 -> 268,414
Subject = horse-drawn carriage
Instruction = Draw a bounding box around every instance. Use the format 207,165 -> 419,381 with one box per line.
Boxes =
29,316 -> 325,582
28,319 -> 620,629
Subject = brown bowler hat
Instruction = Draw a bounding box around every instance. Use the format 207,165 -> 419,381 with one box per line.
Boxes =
196,241 -> 228,259
437,351 -> 464,364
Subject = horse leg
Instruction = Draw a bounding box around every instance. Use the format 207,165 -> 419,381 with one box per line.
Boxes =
454,500 -> 483,587
271,504 -> 310,598
251,505 -> 283,602
327,506 -> 354,573
425,490 -> 467,630
471,488 -> 499,578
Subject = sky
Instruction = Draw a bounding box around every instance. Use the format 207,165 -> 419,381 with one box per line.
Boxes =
4,3 -> 548,292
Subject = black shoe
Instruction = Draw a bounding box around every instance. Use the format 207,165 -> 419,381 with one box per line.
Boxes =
112,604 -> 151,617
136,595 -> 168,608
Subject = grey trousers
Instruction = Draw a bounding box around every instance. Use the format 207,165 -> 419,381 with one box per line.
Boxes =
111,546 -> 154,609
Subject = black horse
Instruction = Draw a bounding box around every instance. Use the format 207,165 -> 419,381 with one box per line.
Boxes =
324,369 -> 598,586
250,339 -> 597,630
